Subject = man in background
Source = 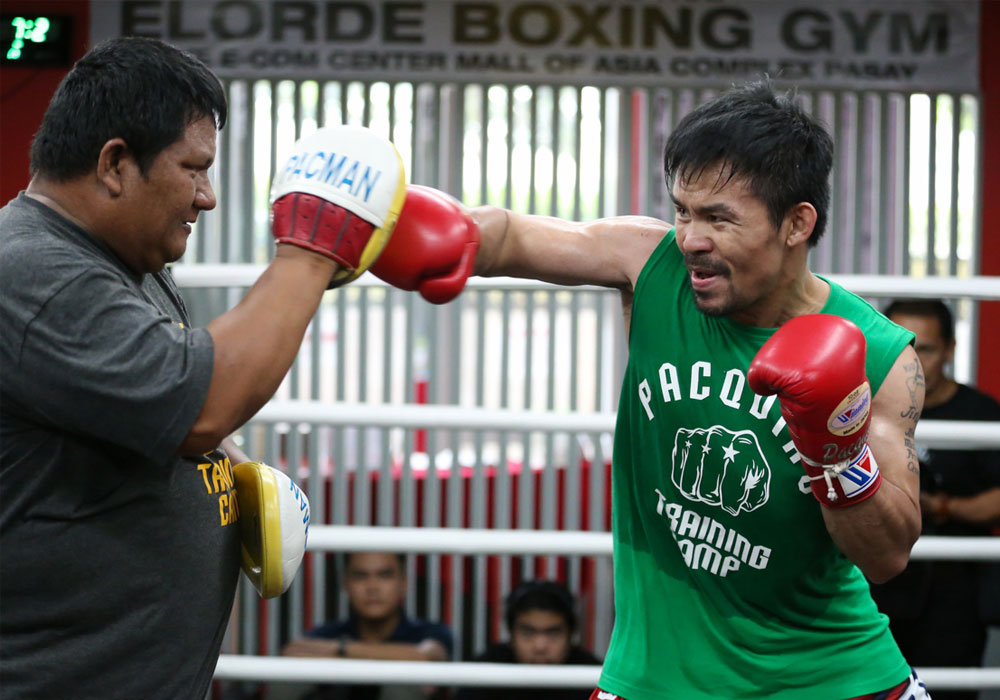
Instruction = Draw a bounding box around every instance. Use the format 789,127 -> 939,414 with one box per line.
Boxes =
280,551 -> 453,700
871,299 -> 1000,700
455,580 -> 601,700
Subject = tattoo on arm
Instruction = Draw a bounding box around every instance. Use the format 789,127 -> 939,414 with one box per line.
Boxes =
900,360 -> 925,475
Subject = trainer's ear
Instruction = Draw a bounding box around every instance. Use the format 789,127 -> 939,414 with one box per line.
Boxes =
783,202 -> 818,248
96,138 -> 131,197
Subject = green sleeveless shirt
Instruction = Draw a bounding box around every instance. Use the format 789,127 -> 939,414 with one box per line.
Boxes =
599,230 -> 915,700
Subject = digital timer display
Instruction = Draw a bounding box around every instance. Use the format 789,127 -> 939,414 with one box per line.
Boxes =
1,14 -> 72,67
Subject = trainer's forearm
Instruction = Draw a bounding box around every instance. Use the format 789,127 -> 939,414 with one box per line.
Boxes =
179,247 -> 336,454
822,479 -> 920,583
343,639 -> 447,662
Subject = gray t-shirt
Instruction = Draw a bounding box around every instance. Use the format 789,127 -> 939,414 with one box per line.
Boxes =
0,193 -> 242,699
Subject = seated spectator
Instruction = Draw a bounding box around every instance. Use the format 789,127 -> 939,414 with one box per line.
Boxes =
279,551 -> 453,700
869,299 -> 1000,700
455,580 -> 601,700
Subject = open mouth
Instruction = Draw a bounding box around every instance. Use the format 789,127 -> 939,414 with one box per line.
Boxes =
688,267 -> 724,290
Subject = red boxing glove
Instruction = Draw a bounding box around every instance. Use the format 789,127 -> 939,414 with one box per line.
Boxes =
748,314 -> 881,508
370,185 -> 480,304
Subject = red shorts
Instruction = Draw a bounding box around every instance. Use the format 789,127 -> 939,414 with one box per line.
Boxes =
589,669 -> 929,700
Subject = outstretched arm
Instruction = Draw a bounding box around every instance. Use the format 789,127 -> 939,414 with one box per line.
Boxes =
370,185 -> 671,304
470,207 -> 670,290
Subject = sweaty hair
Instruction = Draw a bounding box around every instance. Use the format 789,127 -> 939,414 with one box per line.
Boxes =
883,298 -> 955,344
663,79 -> 833,246
505,580 -> 576,633
30,37 -> 227,181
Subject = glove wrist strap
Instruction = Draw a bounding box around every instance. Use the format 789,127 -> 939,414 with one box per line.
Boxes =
803,444 -> 882,508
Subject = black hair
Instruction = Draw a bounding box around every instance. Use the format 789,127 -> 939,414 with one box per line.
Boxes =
663,79 -> 833,247
505,580 -> 576,633
30,37 -> 227,181
344,551 -> 407,570
883,298 -> 955,344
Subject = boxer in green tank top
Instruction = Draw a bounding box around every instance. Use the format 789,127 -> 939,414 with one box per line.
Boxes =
389,79 -> 928,699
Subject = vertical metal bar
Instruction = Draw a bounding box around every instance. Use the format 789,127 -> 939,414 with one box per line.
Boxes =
470,289 -> 487,652
544,292 -> 558,575
447,427 -> 463,659
475,292 -> 487,408
529,86 -> 538,214
403,288 -> 416,404
378,288 -> 393,528
525,292 -> 535,412
902,96 -> 912,275
949,95 -> 962,277
594,431 -> 613,655
927,94 -> 938,276
356,289 -> 371,528
649,86 -> 661,216
573,86 -> 583,221
362,82 -> 372,128
480,85 -> 489,205
285,427 -> 304,640
387,82 -> 396,146
617,89 -> 630,217
505,85 -> 515,210
547,293 -> 557,413
403,425 -> 417,615
340,80 -> 350,126
598,87 -> 609,217
293,81 -> 302,140
830,91 -> 844,274
967,94 -> 983,398
240,80 -> 256,264
398,293 -> 417,614
451,85 -> 465,197
569,294 -> 579,411
566,435 -> 581,597
498,428 -> 512,636
878,93 -> 892,275
424,426 -> 441,620
472,429 -> 487,656
542,431 -> 556,575
221,80 -> 237,265
567,295 -> 581,557
550,87 -> 560,216
316,79 -> 326,133
308,427 -> 325,628
853,93 -> 868,274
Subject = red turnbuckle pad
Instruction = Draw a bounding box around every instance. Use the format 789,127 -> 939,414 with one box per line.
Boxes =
272,193 -> 375,270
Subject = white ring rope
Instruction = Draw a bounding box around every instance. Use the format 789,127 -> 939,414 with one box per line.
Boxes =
170,264 -> 1000,299
304,525 -> 999,561
252,401 -> 1000,450
212,656 -> 1000,689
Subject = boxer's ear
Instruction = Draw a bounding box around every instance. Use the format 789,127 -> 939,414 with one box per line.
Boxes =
783,202 -> 817,248
96,138 -> 130,197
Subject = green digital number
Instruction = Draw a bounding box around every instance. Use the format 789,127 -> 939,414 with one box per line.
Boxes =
6,16 -> 51,60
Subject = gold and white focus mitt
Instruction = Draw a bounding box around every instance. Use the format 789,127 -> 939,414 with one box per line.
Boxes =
233,461 -> 310,598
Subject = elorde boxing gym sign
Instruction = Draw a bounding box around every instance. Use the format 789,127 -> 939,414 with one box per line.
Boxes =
89,1 -> 980,92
